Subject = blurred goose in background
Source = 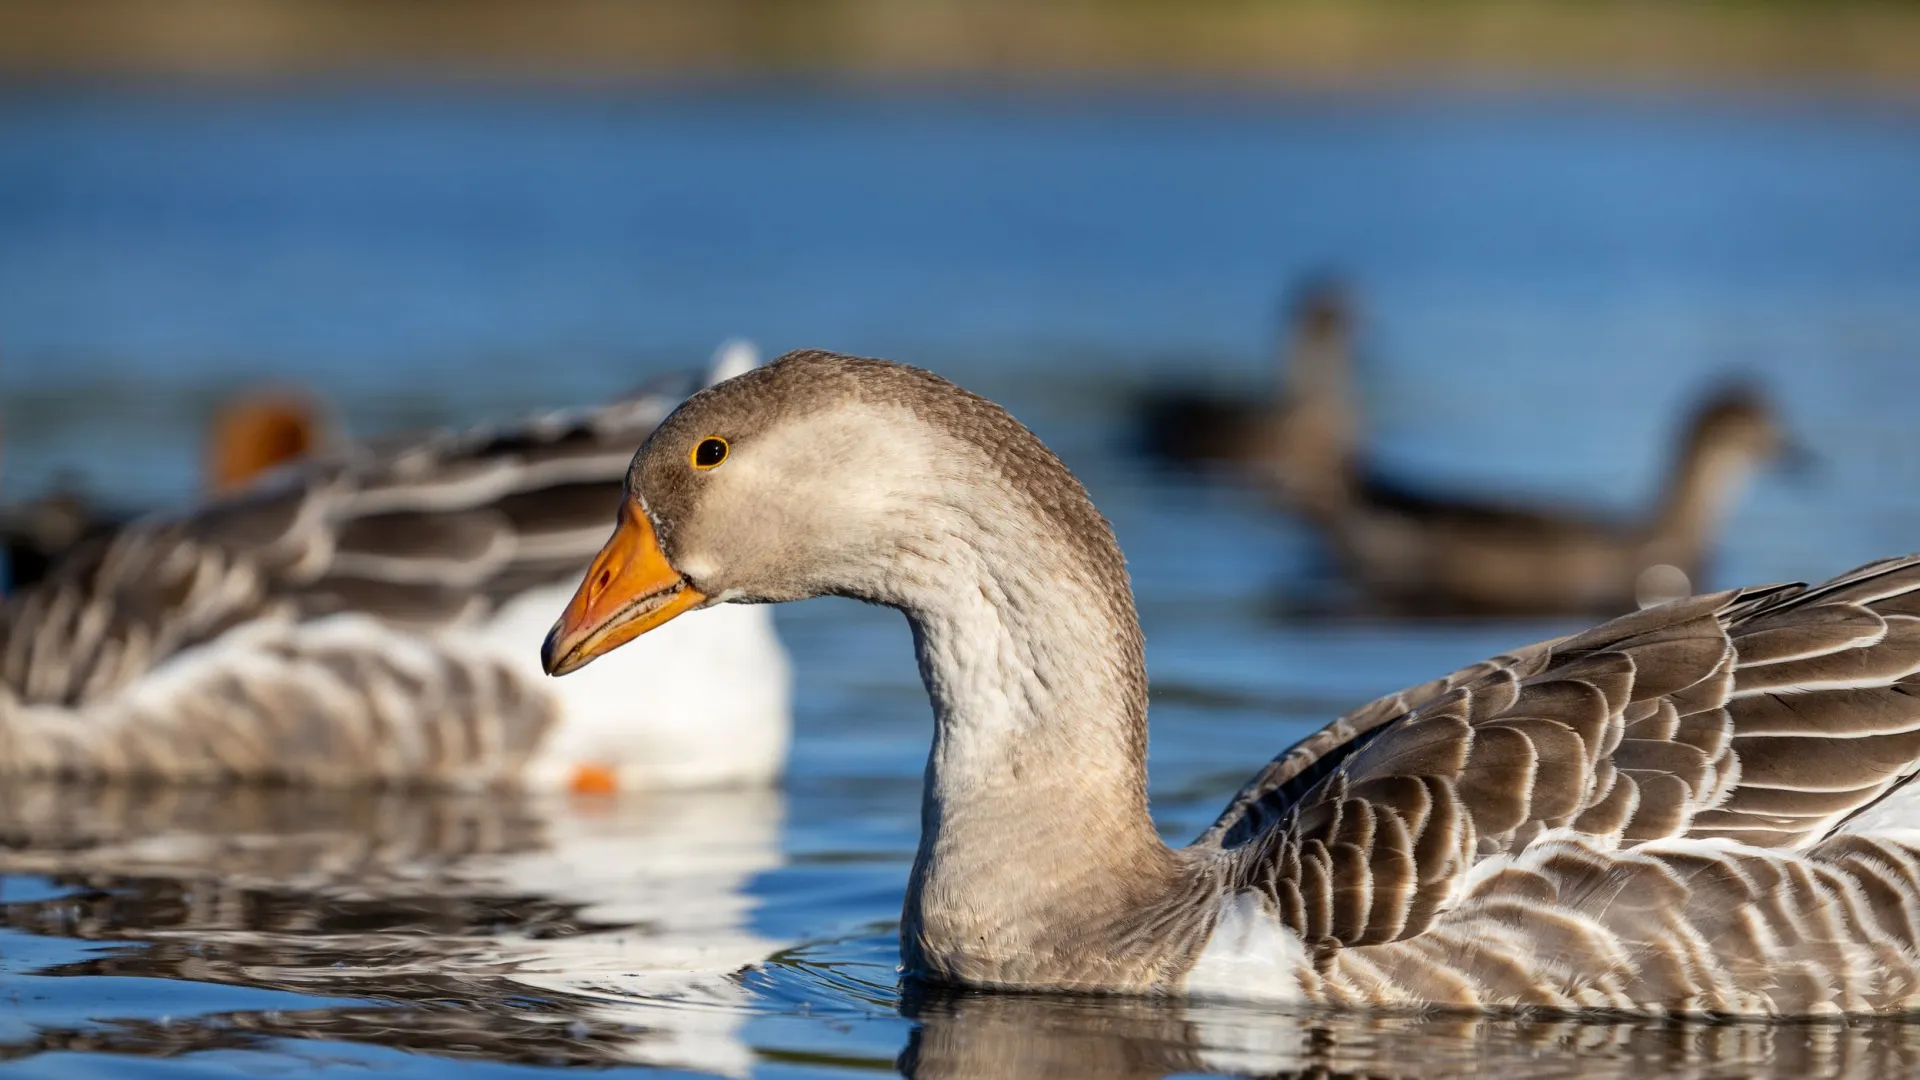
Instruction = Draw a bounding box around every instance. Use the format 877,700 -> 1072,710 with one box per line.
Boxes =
1130,278 -> 1797,617
0,482 -> 110,593
2,387 -> 331,591
1297,383 -> 1802,616
548,350 -> 1920,1014
0,341 -> 789,791
203,386 -> 329,494
1135,275 -> 1358,489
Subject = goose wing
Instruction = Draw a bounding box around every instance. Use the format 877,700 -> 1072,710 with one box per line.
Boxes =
0,388 -> 674,710
1195,645 -> 1556,851
1203,554 -> 1920,950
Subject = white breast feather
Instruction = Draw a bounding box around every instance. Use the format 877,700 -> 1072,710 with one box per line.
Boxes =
1181,890 -> 1308,1004
476,581 -> 792,790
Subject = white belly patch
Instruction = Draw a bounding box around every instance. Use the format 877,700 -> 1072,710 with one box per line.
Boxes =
1180,890 -> 1308,1004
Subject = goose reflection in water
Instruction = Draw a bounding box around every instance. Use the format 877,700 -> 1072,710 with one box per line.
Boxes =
7,784 -> 1920,1078
0,782 -> 783,1074
898,987 -> 1920,1080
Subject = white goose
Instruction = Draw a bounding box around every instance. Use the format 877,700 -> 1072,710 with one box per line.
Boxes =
547,349 -> 1920,1015
0,342 -> 789,791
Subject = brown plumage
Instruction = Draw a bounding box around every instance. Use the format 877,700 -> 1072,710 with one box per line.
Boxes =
0,359 -> 790,789
1135,281 -> 1793,617
1201,556 -> 1920,1010
551,350 -> 1920,1015
1303,384 -> 1802,616
0,486 -> 114,594
1135,276 -> 1357,497
0,403 -> 627,781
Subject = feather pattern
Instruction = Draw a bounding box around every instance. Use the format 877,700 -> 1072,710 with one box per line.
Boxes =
1174,554 -> 1920,1012
0,355 -> 788,789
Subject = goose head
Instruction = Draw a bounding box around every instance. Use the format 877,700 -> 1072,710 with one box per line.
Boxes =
1667,382 -> 1814,503
205,389 -> 326,494
1285,274 -> 1353,355
1645,381 -> 1810,565
541,350 -> 1125,677
1682,384 -> 1800,469
544,352 -> 1166,970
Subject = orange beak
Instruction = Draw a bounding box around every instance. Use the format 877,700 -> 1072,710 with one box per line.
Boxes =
542,502 -> 707,676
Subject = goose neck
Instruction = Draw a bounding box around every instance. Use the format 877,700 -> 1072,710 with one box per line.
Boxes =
1648,432 -> 1761,556
890,493 -> 1177,983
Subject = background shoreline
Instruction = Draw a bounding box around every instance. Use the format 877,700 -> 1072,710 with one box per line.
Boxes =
5,0 -> 1920,92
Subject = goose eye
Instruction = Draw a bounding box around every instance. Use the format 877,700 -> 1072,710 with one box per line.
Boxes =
691,437 -> 730,470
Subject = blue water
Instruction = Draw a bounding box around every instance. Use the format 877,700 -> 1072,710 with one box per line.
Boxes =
4,87 -> 1920,1077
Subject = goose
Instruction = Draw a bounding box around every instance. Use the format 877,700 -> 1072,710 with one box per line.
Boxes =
1303,384 -> 1801,616
0,342 -> 789,791
547,348 -> 1920,1015
1135,276 -> 1357,495
1128,278 -> 1794,617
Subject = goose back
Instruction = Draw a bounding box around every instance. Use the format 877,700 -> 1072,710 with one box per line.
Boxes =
1304,382 -> 1789,616
1195,554 -> 1920,1010
0,385 -> 691,786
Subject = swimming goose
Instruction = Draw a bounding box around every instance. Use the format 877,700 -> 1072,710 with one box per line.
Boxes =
1136,277 -> 1358,495
0,346 -> 788,791
1305,384 -> 1798,616
547,349 -> 1920,1015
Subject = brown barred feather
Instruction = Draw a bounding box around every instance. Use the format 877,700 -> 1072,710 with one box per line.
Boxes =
0,383 -> 688,786
1183,553 -> 1920,1011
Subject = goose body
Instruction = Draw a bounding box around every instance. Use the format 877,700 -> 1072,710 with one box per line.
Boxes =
549,349 -> 1920,1015
0,348 -> 789,791
1305,386 -> 1797,616
1136,280 -> 1792,616
1136,277 -> 1357,495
